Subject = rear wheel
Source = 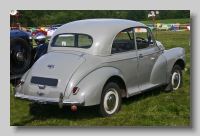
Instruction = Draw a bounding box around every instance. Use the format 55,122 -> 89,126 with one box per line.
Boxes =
10,37 -> 31,74
99,82 -> 121,117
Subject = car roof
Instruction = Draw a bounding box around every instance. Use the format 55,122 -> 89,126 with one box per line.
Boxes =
49,19 -> 147,56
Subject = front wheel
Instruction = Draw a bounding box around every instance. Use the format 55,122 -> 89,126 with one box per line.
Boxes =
171,65 -> 182,90
99,82 -> 121,117
165,65 -> 182,92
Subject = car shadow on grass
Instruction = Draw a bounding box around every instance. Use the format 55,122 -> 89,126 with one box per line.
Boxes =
12,104 -> 100,126
122,85 -> 167,105
25,86 -> 167,121
11,86 -> 167,126
28,102 -> 100,119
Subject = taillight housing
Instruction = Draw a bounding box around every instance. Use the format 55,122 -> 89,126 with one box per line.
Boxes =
72,87 -> 79,95
17,78 -> 24,87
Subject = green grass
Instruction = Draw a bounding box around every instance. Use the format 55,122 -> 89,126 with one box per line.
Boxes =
10,30 -> 190,126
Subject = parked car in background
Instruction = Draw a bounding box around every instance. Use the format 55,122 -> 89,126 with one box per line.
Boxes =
10,10 -> 48,81
14,19 -> 187,117
10,29 -> 33,77
10,30 -> 48,80
32,29 -> 47,36
47,24 -> 63,36
50,24 -> 63,30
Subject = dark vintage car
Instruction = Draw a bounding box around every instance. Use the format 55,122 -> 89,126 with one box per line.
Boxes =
10,10 -> 48,80
10,30 -> 48,80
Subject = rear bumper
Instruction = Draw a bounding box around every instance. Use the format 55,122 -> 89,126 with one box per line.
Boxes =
14,92 -> 85,108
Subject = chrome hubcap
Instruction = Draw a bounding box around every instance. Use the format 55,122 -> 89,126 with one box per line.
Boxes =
104,88 -> 119,114
16,52 -> 24,62
107,94 -> 116,111
172,71 -> 180,90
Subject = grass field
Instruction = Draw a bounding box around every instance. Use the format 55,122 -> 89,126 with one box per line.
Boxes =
141,18 -> 190,25
10,30 -> 190,126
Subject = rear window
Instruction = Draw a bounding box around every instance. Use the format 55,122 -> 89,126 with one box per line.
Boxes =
51,33 -> 93,49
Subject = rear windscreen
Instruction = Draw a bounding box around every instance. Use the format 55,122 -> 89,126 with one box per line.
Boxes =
51,33 -> 93,49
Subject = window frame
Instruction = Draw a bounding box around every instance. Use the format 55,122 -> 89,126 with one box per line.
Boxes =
51,33 -> 93,49
133,27 -> 159,51
111,27 -> 136,54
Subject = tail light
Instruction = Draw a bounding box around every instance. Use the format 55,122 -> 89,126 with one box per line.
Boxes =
17,78 -> 24,87
72,87 -> 79,95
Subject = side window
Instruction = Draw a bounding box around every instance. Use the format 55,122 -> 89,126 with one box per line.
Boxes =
134,27 -> 154,50
111,28 -> 135,54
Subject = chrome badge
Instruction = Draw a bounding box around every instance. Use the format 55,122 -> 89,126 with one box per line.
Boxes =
47,64 -> 55,69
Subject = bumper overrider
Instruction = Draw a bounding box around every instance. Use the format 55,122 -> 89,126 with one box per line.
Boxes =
14,92 -> 85,108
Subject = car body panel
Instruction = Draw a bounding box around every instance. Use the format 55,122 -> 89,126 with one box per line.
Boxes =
162,47 -> 186,82
137,45 -> 160,90
10,30 -> 32,38
69,67 -> 124,106
20,52 -> 85,98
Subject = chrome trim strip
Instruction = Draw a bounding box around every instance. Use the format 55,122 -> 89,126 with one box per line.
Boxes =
14,92 -> 85,106
142,50 -> 161,57
102,56 -> 138,64
102,50 -> 161,64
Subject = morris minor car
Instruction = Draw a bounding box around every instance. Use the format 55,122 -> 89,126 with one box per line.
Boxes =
14,19 -> 186,117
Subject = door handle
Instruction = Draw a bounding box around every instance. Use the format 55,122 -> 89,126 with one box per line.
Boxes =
139,54 -> 143,58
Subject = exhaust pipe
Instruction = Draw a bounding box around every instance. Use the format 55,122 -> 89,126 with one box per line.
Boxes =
71,105 -> 77,111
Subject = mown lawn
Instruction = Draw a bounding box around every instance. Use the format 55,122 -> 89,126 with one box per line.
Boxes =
10,30 -> 190,126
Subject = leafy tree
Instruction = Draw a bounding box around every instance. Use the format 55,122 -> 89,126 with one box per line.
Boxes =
11,10 -> 190,27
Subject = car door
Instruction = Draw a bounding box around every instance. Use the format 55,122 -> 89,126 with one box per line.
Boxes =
134,27 -> 161,91
107,28 -> 140,96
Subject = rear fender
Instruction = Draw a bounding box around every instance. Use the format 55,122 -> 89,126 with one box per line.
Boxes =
68,67 -> 124,106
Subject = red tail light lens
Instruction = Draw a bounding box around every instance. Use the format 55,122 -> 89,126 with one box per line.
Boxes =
17,80 -> 21,86
72,87 -> 79,95
17,78 -> 24,87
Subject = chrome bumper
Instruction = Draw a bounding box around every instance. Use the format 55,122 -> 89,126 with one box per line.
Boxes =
14,92 -> 85,108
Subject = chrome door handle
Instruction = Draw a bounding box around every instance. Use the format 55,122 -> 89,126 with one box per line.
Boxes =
139,54 -> 143,58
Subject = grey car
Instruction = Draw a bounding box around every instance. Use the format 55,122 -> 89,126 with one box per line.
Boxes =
14,19 -> 186,117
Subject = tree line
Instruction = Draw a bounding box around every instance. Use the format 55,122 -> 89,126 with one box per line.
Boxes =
11,10 -> 190,27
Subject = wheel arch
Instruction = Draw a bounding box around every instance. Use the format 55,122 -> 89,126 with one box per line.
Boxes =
173,59 -> 185,70
68,67 -> 126,106
103,75 -> 127,98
